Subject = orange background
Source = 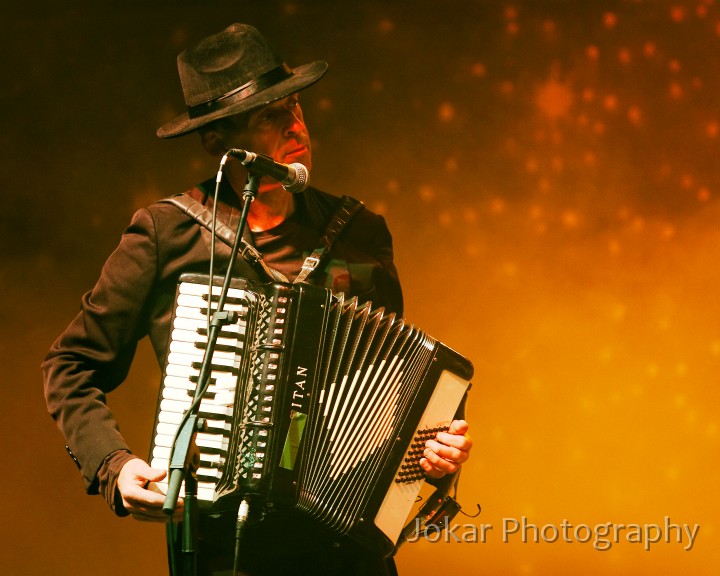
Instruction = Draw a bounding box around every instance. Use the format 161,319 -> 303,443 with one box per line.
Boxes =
2,1 -> 718,574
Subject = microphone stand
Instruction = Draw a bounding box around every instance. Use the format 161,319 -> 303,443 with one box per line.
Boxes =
164,170 -> 262,576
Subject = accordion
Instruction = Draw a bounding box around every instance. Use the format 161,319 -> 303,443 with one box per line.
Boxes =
150,273 -> 473,555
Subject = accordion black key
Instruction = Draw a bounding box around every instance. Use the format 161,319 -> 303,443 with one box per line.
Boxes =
150,273 -> 473,554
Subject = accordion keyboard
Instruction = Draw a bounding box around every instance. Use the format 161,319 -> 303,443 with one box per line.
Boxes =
150,280 -> 256,502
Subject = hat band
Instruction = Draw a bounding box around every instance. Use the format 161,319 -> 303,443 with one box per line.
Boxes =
187,64 -> 294,119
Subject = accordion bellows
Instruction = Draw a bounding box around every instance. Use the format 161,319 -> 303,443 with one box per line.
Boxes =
150,273 -> 473,554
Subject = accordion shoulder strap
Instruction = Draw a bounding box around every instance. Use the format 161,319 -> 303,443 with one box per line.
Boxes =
159,192 -> 364,284
159,193 -> 288,282
295,195 -> 364,284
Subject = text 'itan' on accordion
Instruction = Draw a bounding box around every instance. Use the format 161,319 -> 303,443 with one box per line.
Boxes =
150,273 -> 473,555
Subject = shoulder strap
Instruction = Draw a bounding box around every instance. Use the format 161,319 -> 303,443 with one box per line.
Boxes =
160,192 -> 363,285
159,193 -> 288,283
294,195 -> 364,284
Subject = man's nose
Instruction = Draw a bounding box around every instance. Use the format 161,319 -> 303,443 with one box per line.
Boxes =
283,110 -> 305,136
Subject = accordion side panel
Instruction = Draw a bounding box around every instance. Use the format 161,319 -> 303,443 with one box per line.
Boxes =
372,365 -> 472,544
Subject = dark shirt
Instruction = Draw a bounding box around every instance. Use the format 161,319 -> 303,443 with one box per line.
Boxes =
253,210 -> 314,281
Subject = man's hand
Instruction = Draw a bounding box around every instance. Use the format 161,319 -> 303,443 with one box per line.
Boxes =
117,458 -> 183,522
420,419 -> 472,479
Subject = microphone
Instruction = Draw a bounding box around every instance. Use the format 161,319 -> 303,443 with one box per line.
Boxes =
225,149 -> 309,193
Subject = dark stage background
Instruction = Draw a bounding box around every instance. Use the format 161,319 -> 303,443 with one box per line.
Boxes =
2,1 -> 719,574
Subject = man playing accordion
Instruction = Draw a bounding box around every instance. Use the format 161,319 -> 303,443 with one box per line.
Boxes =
43,23 -> 472,576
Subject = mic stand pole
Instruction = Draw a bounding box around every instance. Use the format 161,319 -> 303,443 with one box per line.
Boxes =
163,171 -> 261,576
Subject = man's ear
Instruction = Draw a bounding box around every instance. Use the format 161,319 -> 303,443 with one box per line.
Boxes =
200,127 -> 227,157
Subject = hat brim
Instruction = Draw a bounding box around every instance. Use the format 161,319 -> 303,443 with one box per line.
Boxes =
156,60 -> 328,139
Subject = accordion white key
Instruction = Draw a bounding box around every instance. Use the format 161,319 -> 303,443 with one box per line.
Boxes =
150,273 -> 473,555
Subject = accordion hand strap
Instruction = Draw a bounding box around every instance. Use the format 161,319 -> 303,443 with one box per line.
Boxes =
160,192 -> 364,284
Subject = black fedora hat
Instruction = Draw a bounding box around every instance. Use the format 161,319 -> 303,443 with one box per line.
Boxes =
157,24 -> 328,138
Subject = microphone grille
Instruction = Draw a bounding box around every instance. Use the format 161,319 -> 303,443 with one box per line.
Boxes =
284,163 -> 309,193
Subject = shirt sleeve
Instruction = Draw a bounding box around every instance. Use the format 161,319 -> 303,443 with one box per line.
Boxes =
97,449 -> 137,516
42,207 -> 160,494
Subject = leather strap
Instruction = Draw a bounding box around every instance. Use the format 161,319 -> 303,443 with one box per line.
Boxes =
160,192 -> 363,285
159,194 -> 288,283
294,195 -> 363,284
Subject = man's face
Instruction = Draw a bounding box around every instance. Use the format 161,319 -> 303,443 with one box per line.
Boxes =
222,94 -> 312,174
